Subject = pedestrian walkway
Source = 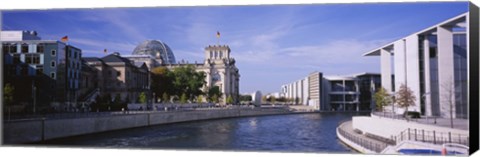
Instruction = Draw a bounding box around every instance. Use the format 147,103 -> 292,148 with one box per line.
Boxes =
371,112 -> 469,130
337,120 -> 390,153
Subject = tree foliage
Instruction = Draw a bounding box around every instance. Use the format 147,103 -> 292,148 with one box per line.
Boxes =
162,92 -> 169,103
138,92 -> 147,104
239,95 -> 252,102
396,84 -> 416,115
4,83 -> 14,106
207,86 -> 222,103
269,95 -> 276,104
197,95 -> 204,103
226,95 -> 234,104
373,87 -> 392,112
151,65 -> 206,102
170,65 -> 206,100
151,67 -> 173,101
180,93 -> 188,104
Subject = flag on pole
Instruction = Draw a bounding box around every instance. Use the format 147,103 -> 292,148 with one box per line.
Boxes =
61,36 -> 69,42
216,31 -> 220,38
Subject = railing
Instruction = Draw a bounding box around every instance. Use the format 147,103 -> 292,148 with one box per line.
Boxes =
391,128 -> 469,146
82,88 -> 100,103
337,125 -> 388,153
4,106 -> 292,121
371,111 -> 406,120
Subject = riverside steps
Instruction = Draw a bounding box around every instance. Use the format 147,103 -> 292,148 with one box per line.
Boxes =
4,106 -> 296,144
337,112 -> 469,154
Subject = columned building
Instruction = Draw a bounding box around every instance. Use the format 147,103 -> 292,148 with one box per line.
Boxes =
323,76 -> 360,111
165,45 -> 240,104
281,72 -> 379,111
363,13 -> 468,118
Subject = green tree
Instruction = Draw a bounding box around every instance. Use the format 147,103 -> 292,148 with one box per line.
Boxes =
197,95 -> 204,103
239,95 -> 252,102
4,83 -> 14,106
151,67 -> 174,99
226,95 -> 234,105
269,95 -> 276,104
396,84 -> 416,120
162,92 -> 169,103
211,94 -> 219,103
373,87 -> 392,112
138,92 -> 147,104
180,93 -> 188,104
171,65 -> 206,101
262,95 -> 267,103
207,86 -> 222,103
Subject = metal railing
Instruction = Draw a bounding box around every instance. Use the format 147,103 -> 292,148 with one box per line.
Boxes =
391,128 -> 469,146
337,124 -> 388,153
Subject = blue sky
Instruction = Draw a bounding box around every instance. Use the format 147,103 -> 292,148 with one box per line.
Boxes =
2,2 -> 468,94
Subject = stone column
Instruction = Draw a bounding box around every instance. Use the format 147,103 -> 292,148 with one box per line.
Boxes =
380,48 -> 393,93
423,35 -> 433,116
405,35 -> 421,112
437,25 -> 456,118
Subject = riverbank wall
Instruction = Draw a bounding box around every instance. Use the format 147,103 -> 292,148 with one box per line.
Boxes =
3,108 -> 291,144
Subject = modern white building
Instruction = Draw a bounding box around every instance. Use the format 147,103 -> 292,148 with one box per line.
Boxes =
281,74 -> 311,106
322,75 -> 360,111
363,12 -> 469,118
281,72 -> 380,111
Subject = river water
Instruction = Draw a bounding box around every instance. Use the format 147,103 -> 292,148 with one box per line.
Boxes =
41,112 -> 367,153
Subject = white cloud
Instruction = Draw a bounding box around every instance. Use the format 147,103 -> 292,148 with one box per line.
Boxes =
80,10 -> 147,42
71,38 -> 137,56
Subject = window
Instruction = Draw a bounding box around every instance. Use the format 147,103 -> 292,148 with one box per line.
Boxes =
21,43 -> 28,53
51,50 -> 56,56
10,44 -> 17,53
117,71 -> 121,77
210,51 -> 213,58
37,44 -> 44,53
25,54 -> 32,64
51,61 -> 56,68
219,52 -> 223,58
13,54 -> 21,64
2,44 -> 8,53
51,72 -> 56,79
36,68 -> 43,75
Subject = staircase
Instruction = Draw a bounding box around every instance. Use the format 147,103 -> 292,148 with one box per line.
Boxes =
80,88 -> 100,108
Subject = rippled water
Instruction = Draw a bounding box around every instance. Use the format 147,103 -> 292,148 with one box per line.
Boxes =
41,112 -> 367,153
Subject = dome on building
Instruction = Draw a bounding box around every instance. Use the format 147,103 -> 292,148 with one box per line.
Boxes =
132,40 -> 176,64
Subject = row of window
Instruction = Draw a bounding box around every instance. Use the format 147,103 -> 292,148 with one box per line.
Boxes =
2,44 -> 45,53
210,51 -> 224,59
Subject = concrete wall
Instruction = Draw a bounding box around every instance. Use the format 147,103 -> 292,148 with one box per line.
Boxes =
3,108 -> 289,144
352,116 -> 468,140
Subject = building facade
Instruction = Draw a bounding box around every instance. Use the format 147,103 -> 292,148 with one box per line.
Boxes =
363,13 -> 468,118
83,53 -> 149,104
281,72 -> 380,111
2,31 -> 82,112
164,45 -> 240,104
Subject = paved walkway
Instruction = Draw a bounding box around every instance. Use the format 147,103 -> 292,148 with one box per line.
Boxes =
372,112 -> 469,130
338,121 -> 390,153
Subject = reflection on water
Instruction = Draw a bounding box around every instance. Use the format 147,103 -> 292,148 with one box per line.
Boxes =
42,112 -> 366,153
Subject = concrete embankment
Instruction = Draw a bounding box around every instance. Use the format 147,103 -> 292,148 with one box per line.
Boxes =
4,108 -> 291,144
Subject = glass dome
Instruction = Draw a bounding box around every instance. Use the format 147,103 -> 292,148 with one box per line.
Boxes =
132,40 -> 176,64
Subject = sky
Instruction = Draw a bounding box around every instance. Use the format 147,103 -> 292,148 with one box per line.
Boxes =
1,2 -> 469,94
